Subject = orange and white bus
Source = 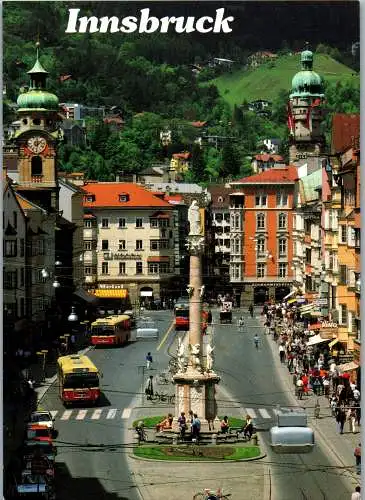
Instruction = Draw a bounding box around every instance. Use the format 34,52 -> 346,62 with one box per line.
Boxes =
90,314 -> 131,346
57,355 -> 100,406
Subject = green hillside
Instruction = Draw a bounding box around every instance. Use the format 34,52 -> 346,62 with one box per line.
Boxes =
211,54 -> 359,107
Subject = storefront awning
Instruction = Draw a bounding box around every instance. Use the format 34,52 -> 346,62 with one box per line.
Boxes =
307,334 -> 330,346
337,361 -> 359,372
147,256 -> 170,262
93,289 -> 128,299
74,287 -> 99,304
328,338 -> 340,349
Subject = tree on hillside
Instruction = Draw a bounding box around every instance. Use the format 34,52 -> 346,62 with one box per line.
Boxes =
220,141 -> 241,179
190,143 -> 206,182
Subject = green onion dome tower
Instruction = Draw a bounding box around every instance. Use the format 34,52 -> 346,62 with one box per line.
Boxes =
288,49 -> 325,164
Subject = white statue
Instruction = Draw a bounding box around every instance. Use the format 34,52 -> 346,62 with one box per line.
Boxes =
190,343 -> 201,370
188,200 -> 202,235
199,285 -> 205,298
206,343 -> 215,371
177,338 -> 186,371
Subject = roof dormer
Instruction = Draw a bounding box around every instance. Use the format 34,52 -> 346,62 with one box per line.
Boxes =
85,194 -> 95,203
119,193 -> 129,202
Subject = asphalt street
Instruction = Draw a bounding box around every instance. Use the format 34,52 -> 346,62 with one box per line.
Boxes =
38,308 -> 354,500
213,308 -> 353,500
40,311 -> 175,500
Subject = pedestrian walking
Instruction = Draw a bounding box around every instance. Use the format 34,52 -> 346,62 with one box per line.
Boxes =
207,309 -> 212,325
351,486 -> 361,500
348,407 -> 357,433
178,412 -> 187,439
336,406 -> 346,434
354,444 -> 361,475
145,375 -> 154,400
279,344 -> 285,363
249,304 -> 254,318
191,413 -> 201,442
146,352 -> 153,369
296,378 -> 304,400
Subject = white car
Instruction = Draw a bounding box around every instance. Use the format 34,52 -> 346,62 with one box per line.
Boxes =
29,411 -> 55,430
136,319 -> 159,339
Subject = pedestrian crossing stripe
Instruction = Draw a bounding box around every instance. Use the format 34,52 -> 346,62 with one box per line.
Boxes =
46,407 -> 279,422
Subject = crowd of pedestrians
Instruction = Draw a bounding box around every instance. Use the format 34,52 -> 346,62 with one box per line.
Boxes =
262,302 -> 361,434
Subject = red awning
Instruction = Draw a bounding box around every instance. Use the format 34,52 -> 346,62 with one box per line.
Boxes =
147,256 -> 170,262
309,323 -> 322,331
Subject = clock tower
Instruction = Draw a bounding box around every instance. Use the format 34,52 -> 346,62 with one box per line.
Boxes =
13,46 -> 63,212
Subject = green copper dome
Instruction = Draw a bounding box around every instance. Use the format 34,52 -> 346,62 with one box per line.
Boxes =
290,50 -> 324,98
16,52 -> 59,111
17,90 -> 59,111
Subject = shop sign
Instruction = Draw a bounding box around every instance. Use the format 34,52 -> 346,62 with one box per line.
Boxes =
103,252 -> 142,260
338,354 -> 354,364
314,298 -> 328,307
321,321 -> 338,328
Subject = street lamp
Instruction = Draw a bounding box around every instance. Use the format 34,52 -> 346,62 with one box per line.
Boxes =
41,268 -> 61,288
68,306 -> 78,322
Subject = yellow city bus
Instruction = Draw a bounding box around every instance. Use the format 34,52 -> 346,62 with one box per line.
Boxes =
57,355 -> 100,406
90,314 -> 131,346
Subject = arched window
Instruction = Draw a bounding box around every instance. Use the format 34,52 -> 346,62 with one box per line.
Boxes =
278,213 -> 287,229
31,156 -> 42,176
256,213 -> 265,230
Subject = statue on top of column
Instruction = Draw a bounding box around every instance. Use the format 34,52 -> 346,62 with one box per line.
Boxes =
188,200 -> 202,235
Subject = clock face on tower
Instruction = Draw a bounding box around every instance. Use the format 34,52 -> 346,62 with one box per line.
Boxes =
27,136 -> 47,154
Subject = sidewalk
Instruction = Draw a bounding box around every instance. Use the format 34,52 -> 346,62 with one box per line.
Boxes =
261,315 -> 361,491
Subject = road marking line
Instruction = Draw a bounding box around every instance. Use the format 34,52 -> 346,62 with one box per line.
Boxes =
76,410 -> 87,420
258,408 -> 271,419
60,410 -> 72,420
106,409 -> 117,419
91,409 -> 102,420
157,319 -> 175,351
50,411 -> 58,419
245,408 -> 257,418
121,408 -> 131,419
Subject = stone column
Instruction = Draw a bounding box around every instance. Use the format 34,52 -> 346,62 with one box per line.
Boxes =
188,253 -> 202,352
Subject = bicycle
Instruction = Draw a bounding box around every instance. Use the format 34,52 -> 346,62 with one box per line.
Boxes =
193,488 -> 231,499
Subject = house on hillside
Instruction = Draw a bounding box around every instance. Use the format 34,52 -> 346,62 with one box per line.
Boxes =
251,154 -> 285,173
247,51 -> 278,68
170,152 -> 191,174
61,119 -> 86,147
209,58 -> 235,68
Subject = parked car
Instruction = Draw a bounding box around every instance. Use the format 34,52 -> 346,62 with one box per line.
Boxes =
136,319 -> 159,339
26,424 -> 54,441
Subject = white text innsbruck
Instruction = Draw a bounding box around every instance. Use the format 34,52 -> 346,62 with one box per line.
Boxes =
65,8 -> 235,34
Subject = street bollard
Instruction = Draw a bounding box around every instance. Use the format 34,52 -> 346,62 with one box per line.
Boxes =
211,433 -> 217,445
252,434 -> 258,445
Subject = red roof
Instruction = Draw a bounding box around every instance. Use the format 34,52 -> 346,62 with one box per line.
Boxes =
190,121 -> 207,128
235,166 -> 298,184
173,152 -> 191,160
83,183 -> 172,209
331,113 -> 360,153
255,154 -> 284,162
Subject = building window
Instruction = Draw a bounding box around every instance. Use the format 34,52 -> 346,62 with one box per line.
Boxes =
304,219 -> 311,233
148,263 -> 159,274
150,239 -> 169,250
257,263 -> 266,278
278,213 -> 287,229
340,225 -> 347,243
348,226 -> 356,247
119,262 -> 126,274
339,265 -> 347,285
276,193 -> 288,207
4,240 -> 17,257
256,213 -> 265,230
160,263 -> 169,273
215,213 -> 223,223
84,241 -> 92,250
101,262 -> 109,274
279,263 -> 287,278
279,238 -> 287,257
340,304 -> 348,326
101,240 -> 109,250
136,262 -> 143,274
150,218 -> 169,228
20,268 -> 25,287
224,213 -> 230,222
136,240 -> 143,250
84,219 -> 92,228
101,218 -> 109,228
257,237 -> 265,256
305,248 -> 311,263
84,266 -> 92,275
31,156 -> 42,176
119,240 -> 126,250
20,239 -> 25,257
4,270 -> 17,289
230,263 -> 241,280
118,218 -> 126,228
255,195 -> 267,207
136,218 -> 143,228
